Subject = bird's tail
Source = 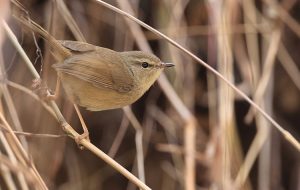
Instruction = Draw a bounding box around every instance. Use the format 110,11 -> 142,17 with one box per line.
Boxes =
14,16 -> 72,60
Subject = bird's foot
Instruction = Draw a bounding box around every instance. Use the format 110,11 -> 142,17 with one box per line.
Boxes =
75,131 -> 90,150
31,79 -> 56,101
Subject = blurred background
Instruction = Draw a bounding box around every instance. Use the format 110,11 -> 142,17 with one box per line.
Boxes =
0,0 -> 299,189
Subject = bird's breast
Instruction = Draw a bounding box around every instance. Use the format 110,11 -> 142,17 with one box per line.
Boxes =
59,72 -> 143,111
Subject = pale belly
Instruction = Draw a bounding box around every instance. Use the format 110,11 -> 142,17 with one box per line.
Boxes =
59,73 -> 140,111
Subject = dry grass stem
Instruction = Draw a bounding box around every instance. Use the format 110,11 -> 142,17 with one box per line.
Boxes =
278,44 -> 300,90
123,106 -> 146,183
6,80 -> 57,118
55,0 -> 86,42
0,112 -> 47,189
144,23 -> 271,40
108,115 -> 129,158
0,124 -> 66,138
245,28 -> 282,123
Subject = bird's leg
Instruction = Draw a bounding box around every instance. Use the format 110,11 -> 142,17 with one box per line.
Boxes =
31,78 -> 48,99
46,77 -> 61,101
31,77 -> 61,101
73,104 -> 90,148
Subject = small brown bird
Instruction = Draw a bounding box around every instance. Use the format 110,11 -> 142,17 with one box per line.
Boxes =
17,17 -> 174,111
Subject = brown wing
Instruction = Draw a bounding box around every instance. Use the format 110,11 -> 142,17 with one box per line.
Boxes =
58,40 -> 97,53
53,50 -> 134,93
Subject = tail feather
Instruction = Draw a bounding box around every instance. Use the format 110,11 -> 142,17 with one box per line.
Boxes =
15,16 -> 72,60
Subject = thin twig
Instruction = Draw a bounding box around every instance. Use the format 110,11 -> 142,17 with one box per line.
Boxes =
144,23 -> 270,40
0,124 -> 67,138
55,0 -> 86,42
245,27 -> 282,122
6,80 -> 57,118
0,155 -> 36,187
108,115 -> 129,158
278,44 -> 300,91
123,106 -> 145,183
0,112 -> 47,189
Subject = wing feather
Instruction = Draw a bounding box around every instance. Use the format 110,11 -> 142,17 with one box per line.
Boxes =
58,40 -> 97,53
53,51 -> 134,93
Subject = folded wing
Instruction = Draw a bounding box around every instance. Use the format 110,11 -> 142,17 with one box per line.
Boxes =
53,51 -> 134,93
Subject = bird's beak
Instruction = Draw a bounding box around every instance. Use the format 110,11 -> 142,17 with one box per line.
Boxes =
161,62 -> 175,68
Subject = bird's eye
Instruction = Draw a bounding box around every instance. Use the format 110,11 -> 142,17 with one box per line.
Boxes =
141,62 -> 149,68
